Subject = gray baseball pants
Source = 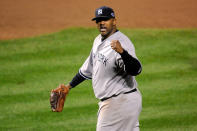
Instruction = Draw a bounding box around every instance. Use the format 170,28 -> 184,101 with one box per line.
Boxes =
96,90 -> 142,131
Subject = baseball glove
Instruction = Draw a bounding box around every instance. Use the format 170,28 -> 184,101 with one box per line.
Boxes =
50,84 -> 69,112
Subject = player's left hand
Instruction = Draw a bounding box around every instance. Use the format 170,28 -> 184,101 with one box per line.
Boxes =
111,40 -> 124,54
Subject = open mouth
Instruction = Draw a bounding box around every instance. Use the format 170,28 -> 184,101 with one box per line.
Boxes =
100,27 -> 107,32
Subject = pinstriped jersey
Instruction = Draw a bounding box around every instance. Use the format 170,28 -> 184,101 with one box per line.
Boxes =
79,31 -> 141,100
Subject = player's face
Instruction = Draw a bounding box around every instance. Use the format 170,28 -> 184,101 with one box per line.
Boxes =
96,18 -> 116,38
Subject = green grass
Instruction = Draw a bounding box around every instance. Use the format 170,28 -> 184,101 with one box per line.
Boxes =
0,28 -> 197,131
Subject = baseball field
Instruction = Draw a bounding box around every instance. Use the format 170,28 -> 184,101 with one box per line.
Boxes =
0,28 -> 197,130
1,0 -> 197,131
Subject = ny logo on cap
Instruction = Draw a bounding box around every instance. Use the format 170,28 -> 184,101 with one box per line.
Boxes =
98,9 -> 102,15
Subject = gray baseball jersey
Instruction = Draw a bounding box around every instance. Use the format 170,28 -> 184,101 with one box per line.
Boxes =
79,31 -> 141,100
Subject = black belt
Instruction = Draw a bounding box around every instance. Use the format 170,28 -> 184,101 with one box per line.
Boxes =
100,88 -> 137,102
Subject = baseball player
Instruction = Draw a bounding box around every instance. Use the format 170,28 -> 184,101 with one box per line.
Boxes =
60,6 -> 142,131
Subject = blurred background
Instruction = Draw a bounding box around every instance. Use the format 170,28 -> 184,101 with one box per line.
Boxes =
0,0 -> 197,39
0,0 -> 197,130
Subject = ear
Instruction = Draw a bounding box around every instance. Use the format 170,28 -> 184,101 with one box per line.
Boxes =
113,18 -> 117,26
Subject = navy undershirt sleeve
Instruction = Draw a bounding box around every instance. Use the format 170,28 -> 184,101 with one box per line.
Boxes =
119,50 -> 142,76
69,50 -> 141,88
69,72 -> 86,88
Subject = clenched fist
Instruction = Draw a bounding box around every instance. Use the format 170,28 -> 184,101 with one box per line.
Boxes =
110,40 -> 124,54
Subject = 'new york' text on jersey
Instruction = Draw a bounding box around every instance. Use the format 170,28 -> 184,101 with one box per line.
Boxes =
79,31 -> 140,100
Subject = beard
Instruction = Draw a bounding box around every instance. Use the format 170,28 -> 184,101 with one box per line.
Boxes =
100,26 -> 114,39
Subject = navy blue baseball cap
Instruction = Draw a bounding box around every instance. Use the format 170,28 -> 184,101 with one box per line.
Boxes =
92,6 -> 115,21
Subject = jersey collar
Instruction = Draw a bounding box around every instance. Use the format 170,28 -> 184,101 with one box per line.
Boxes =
101,29 -> 119,42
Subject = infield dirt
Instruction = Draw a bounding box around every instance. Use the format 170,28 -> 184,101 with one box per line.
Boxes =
0,0 -> 197,39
